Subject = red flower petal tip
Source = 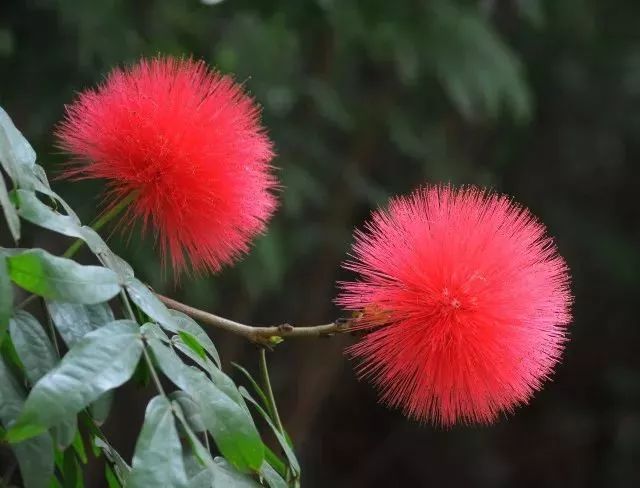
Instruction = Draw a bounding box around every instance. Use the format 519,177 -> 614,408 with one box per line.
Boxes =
56,57 -> 277,275
338,185 -> 572,426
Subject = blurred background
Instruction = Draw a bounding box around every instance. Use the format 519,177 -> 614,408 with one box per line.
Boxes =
1,0 -> 639,486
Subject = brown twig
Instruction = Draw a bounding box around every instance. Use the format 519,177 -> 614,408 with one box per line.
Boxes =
156,294 -> 354,345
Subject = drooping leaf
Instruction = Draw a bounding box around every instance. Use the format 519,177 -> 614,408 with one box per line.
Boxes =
173,338 -> 246,412
170,310 -> 221,367
90,240 -> 135,284
62,448 -> 83,488
46,300 -> 115,347
172,402 -> 261,488
232,362 -> 270,414
262,445 -> 287,480
89,391 -> 114,426
14,189 -> 84,239
0,108 -> 75,228
9,310 -> 78,449
7,320 -> 143,442
0,253 -> 12,331
31,164 -> 50,190
0,171 -> 20,240
95,437 -> 130,485
128,396 -> 188,488
178,330 -> 206,360
213,458 -> 262,488
53,415 -> 78,450
239,387 -> 300,477
72,429 -> 88,464
0,357 -> 54,488
0,105 -> 36,182
7,249 -> 121,304
9,310 -> 57,384
11,434 -> 56,488
105,464 -> 122,488
132,292 -> 222,369
12,190 -> 129,274
260,461 -> 288,488
126,278 -> 173,326
140,322 -> 171,342
187,469 -> 213,488
148,338 -> 264,472
169,391 -> 205,433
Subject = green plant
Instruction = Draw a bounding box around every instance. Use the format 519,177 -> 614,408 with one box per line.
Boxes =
0,106 -> 324,487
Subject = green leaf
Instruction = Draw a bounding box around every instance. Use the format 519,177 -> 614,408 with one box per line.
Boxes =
0,105 -> 36,182
62,448 -> 82,488
50,476 -> 63,488
0,358 -> 54,488
31,164 -> 50,190
11,434 -> 55,488
7,320 -> 143,442
89,391 -> 114,426
9,310 -> 57,384
173,339 -> 247,412
72,429 -> 88,464
0,253 -> 12,331
126,278 -> 173,326
95,437 -> 130,484
148,339 -> 264,472
9,310 -> 78,449
187,469 -> 213,488
0,171 -> 20,240
7,249 -> 121,304
46,300 -> 115,347
128,396 -> 188,488
132,291 -> 222,369
232,363 -> 270,414
260,461 -> 288,488
169,391 -> 205,433
14,189 -> 84,240
213,458 -> 262,488
12,190 -> 128,273
239,387 -> 300,477
0,109 -> 70,228
172,402 -> 260,488
262,445 -> 287,480
178,330 -> 206,360
140,322 -> 171,342
105,464 -> 122,488
169,310 -> 221,367
93,242 -> 134,284
53,415 -> 77,450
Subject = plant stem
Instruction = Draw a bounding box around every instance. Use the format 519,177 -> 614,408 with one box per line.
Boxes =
156,294 -> 355,345
120,287 -> 167,397
142,346 -> 167,397
120,290 -> 137,323
41,297 -> 60,357
258,348 -> 286,437
203,431 -> 210,453
63,192 -> 137,259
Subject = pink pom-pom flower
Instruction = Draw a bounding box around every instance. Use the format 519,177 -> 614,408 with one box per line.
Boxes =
338,185 -> 572,426
56,57 -> 277,274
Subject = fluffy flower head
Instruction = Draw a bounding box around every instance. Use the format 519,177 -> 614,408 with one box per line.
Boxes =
57,57 -> 277,274
338,185 -> 571,426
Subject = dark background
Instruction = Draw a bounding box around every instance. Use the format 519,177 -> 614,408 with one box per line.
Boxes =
1,0 -> 639,486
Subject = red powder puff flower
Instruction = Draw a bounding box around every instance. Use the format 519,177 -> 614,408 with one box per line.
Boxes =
338,185 -> 571,426
57,57 -> 277,274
